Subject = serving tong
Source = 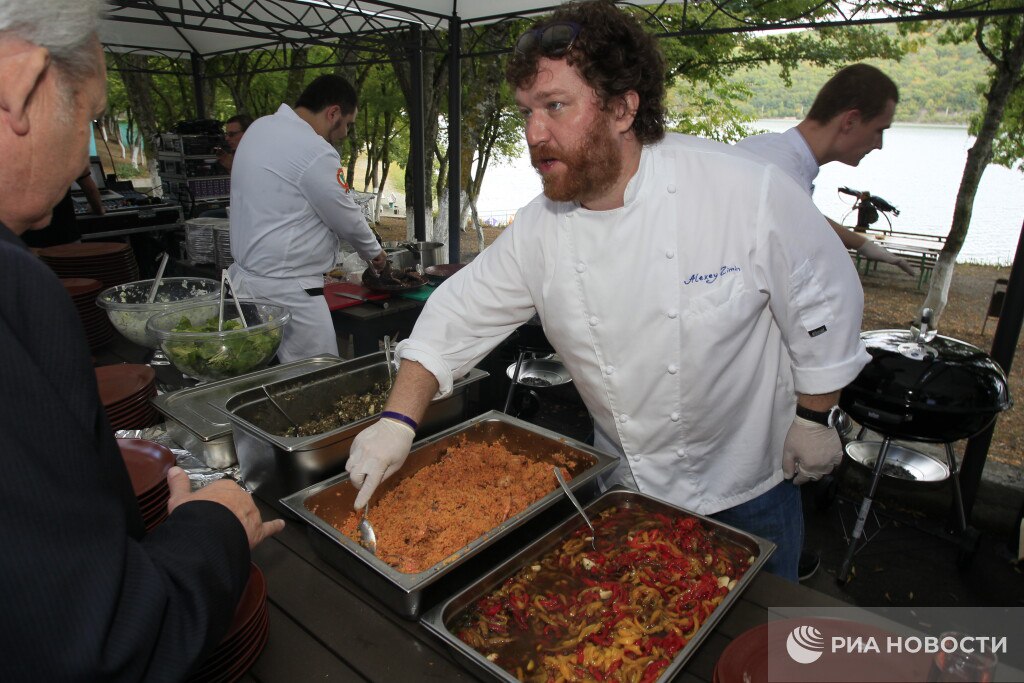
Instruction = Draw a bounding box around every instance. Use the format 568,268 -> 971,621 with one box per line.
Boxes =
145,253 -> 173,366
554,467 -> 597,551
217,268 -> 249,331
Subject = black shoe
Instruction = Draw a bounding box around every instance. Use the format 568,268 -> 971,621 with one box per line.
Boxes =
798,551 -> 820,582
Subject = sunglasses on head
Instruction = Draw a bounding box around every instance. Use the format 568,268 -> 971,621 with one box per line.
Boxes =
513,21 -> 582,59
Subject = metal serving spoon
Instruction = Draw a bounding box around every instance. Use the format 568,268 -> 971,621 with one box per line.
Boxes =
553,467 -> 596,550
358,504 -> 377,555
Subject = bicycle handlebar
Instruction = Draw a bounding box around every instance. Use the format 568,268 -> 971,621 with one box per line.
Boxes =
837,186 -> 899,216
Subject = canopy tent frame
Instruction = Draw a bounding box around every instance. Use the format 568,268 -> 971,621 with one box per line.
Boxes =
101,0 -> 1024,520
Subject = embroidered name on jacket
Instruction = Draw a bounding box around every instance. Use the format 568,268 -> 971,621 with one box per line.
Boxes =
682,265 -> 740,286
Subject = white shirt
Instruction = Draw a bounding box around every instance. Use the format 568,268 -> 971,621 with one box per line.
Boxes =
736,127 -> 819,196
398,134 -> 869,515
229,103 -> 380,281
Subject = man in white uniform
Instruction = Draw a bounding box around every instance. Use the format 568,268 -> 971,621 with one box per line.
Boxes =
228,75 -> 386,363
737,64 -> 914,276
345,1 -> 871,580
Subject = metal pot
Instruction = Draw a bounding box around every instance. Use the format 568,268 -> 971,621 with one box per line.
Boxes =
839,313 -> 1011,442
384,247 -> 415,271
404,241 -> 446,268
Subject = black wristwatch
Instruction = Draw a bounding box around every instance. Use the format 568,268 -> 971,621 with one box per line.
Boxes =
796,404 -> 842,428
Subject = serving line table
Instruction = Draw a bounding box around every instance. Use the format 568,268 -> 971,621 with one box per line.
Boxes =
237,494 -> 848,683
329,294 -> 426,358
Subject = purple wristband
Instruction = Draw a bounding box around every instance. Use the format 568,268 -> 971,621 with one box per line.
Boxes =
381,410 -> 418,432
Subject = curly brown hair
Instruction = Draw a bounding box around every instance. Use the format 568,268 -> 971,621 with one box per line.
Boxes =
506,0 -> 666,145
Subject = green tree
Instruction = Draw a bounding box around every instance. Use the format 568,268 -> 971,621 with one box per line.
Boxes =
924,7 -> 1024,322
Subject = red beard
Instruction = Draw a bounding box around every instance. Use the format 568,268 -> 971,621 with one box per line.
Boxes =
531,113 -> 622,204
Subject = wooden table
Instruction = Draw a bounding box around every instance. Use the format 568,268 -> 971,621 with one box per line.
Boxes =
238,497 -> 849,683
851,230 -> 945,290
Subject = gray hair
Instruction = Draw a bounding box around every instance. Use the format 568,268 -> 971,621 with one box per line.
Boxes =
0,0 -> 104,83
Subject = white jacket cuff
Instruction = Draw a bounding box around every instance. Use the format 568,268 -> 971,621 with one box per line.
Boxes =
394,339 -> 454,399
791,345 -> 871,395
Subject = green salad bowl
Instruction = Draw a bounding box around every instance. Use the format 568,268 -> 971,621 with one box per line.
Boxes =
146,298 -> 290,381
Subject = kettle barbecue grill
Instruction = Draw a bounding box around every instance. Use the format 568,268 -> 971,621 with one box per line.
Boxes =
835,309 -> 1011,582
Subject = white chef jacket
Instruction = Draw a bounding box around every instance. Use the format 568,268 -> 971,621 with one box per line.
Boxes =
227,104 -> 380,362
736,127 -> 819,195
398,134 -> 870,515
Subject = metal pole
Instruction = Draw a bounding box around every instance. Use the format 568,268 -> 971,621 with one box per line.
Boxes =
409,27 -> 427,242
447,15 -> 462,264
191,52 -> 205,119
961,219 -> 1024,521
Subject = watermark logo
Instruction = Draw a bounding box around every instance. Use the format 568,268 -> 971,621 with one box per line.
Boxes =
786,625 -> 826,664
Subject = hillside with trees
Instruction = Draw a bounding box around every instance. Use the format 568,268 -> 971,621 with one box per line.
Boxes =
732,27 -> 989,125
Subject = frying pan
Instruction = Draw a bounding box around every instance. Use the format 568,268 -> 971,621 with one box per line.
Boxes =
361,267 -> 427,294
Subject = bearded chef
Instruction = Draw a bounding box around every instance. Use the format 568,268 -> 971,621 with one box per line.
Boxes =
228,75 -> 386,363
345,0 -> 871,581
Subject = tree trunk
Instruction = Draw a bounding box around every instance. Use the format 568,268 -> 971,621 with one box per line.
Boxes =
924,18 -> 1024,324
283,49 -> 308,106
112,54 -> 161,153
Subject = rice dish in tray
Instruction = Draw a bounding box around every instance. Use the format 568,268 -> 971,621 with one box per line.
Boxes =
312,437 -> 573,573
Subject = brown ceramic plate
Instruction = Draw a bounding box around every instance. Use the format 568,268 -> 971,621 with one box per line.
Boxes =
117,438 -> 175,497
423,263 -> 467,282
39,242 -> 132,259
96,364 -> 155,407
60,278 -> 104,297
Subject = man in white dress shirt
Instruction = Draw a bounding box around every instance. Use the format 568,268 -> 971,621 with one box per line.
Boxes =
228,75 -> 386,363
345,0 -> 871,580
737,64 -> 914,276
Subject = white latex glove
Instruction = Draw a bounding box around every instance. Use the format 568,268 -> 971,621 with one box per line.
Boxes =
857,240 -> 915,276
782,416 -> 842,485
345,417 -> 415,510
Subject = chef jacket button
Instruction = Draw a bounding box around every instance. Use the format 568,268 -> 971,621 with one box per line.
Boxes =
665,249 -> 675,259
630,454 -> 641,462
667,309 -> 678,319
589,316 -> 599,326
604,365 -> 615,376
667,184 -> 677,194
619,414 -> 629,424
576,262 -> 586,273
667,364 -> 678,374
566,211 -> 576,219
676,448 -> 686,458
670,412 -> 680,422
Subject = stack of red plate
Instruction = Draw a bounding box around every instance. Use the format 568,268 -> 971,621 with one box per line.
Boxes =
95,364 -> 158,430
117,438 -> 174,531
39,242 -> 140,290
189,564 -> 269,682
61,278 -> 114,350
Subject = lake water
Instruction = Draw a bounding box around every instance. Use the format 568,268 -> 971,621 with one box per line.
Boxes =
476,120 -> 1024,265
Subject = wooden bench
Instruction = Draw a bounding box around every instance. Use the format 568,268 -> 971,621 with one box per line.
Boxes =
850,227 -> 946,290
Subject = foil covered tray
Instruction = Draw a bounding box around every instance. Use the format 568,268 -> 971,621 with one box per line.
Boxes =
151,355 -> 343,468
421,488 -> 775,683
279,411 -> 620,619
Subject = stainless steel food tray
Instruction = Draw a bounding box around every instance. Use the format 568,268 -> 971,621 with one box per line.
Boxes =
421,488 -> 775,683
279,411 -> 620,619
151,355 -> 343,468
220,352 -> 488,501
